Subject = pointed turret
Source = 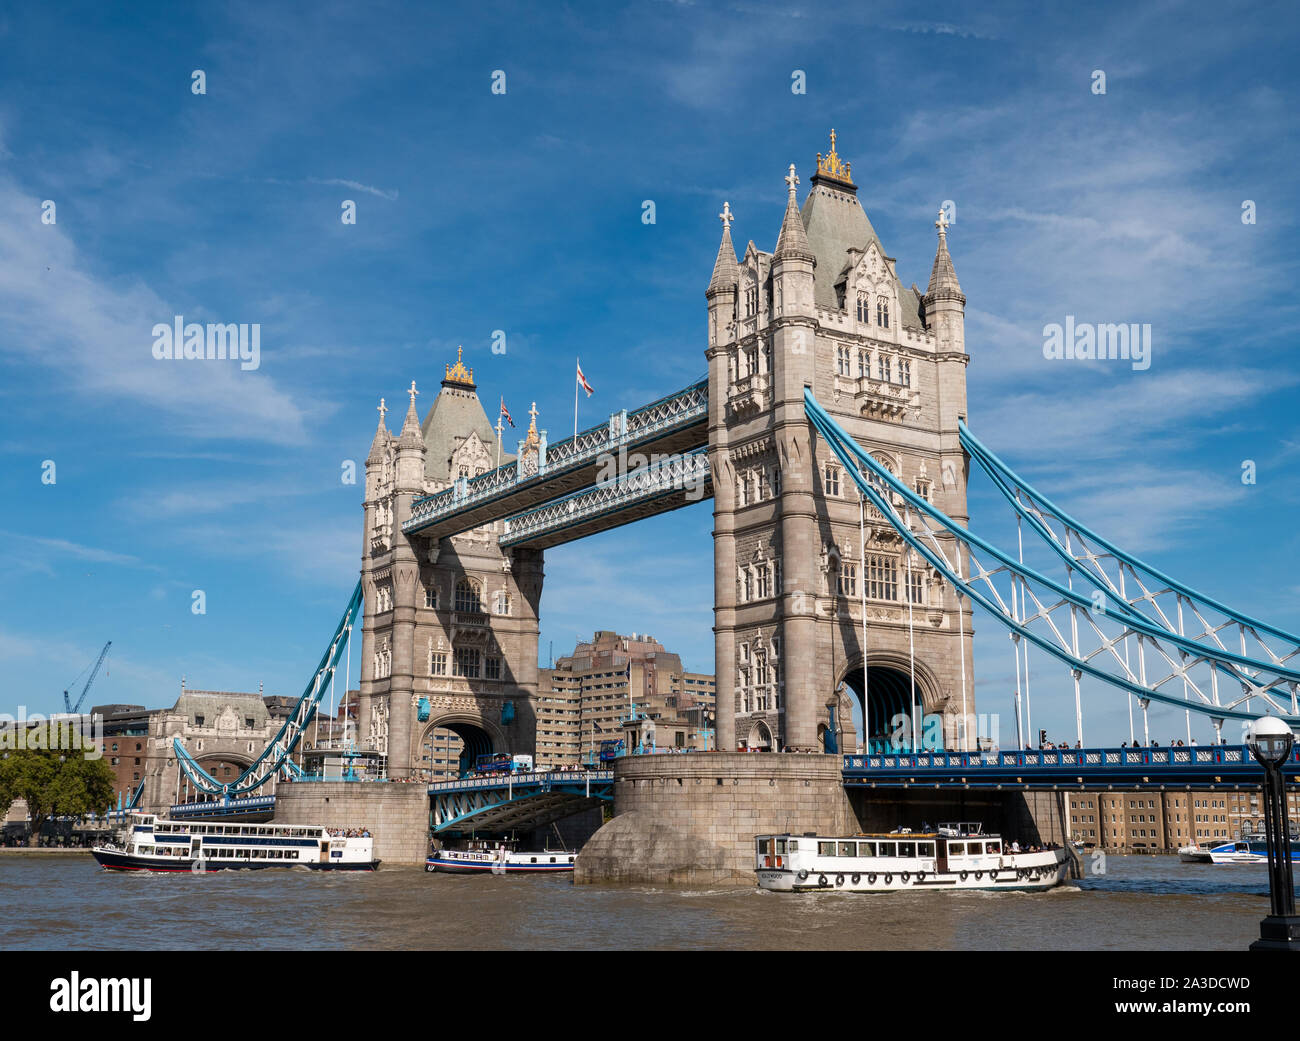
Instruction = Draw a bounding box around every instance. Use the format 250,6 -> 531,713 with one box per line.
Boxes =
367,398 -> 391,465
774,164 -> 814,262
399,381 -> 423,447
925,208 -> 964,301
707,201 -> 739,295
923,208 -> 967,360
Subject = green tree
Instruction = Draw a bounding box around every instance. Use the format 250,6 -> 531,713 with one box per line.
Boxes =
0,728 -> 114,845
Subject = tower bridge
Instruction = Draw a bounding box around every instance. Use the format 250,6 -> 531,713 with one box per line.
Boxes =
165,131 -> 1299,879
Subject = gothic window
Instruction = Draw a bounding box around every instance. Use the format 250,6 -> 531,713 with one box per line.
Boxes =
823,464 -> 841,497
737,475 -> 748,508
744,277 -> 758,317
857,293 -> 870,323
756,564 -> 771,599
485,656 -> 502,680
858,349 -> 869,378
430,651 -> 447,676
836,345 -> 851,376
453,645 -> 481,679
757,469 -> 769,500
743,568 -> 754,602
455,578 -> 483,614
867,555 -> 899,601
772,468 -> 782,496
898,358 -> 911,386
914,478 -> 932,502
424,586 -> 437,610
906,568 -> 926,605
878,354 -> 892,383
493,591 -> 512,616
839,562 -> 857,597
458,465 -> 470,480
739,642 -> 749,663
877,299 -> 890,328
746,346 -> 758,377
762,342 -> 771,373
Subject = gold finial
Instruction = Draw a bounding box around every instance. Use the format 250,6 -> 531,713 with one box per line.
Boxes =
522,401 -> 540,449
815,128 -> 855,185
443,346 -> 476,388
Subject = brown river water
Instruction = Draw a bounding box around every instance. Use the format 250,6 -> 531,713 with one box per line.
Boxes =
0,852 -> 1272,950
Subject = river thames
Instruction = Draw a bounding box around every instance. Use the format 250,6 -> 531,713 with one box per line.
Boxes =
0,852 -> 1272,950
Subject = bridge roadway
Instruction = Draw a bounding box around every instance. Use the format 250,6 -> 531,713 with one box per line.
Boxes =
844,743 -> 1298,790
427,770 -> 613,835
403,380 -> 707,544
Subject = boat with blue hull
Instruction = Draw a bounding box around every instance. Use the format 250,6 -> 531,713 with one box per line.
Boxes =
91,812 -> 379,872
426,839 -> 576,874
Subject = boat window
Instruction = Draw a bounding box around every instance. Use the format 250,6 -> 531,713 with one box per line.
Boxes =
949,842 -> 965,856
986,841 -> 1001,854
967,842 -> 983,855
898,842 -> 915,858
788,840 -> 798,852
838,842 -> 856,857
877,843 -> 895,858
818,841 -> 836,856
917,842 -> 934,857
775,839 -> 787,855
550,857 -> 557,863
530,857 -> 537,863
859,841 -> 876,856
757,838 -> 771,854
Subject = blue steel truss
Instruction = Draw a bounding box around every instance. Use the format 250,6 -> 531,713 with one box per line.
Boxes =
960,420 -> 1300,679
500,448 -> 711,547
172,582 -> 363,797
404,380 -> 708,536
804,390 -> 1300,726
429,771 -> 613,834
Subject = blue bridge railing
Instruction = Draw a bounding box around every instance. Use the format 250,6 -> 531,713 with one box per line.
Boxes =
843,744 -> 1298,787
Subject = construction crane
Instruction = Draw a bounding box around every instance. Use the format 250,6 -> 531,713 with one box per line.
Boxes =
63,641 -> 111,714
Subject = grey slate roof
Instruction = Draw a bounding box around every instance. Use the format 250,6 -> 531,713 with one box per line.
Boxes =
708,223 -> 739,292
799,183 -> 926,332
420,385 -> 513,482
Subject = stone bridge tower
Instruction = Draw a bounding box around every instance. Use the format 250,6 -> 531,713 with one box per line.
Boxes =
358,351 -> 540,779
707,133 -> 975,755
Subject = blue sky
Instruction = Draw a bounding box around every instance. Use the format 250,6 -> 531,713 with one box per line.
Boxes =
1,1 -> 1297,747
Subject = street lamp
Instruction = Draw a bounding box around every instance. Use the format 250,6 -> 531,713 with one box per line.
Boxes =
1246,715 -> 1298,951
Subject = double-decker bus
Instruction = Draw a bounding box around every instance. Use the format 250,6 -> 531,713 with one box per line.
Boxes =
473,752 -> 513,775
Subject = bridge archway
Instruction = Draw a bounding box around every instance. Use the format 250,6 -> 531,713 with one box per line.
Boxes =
746,720 -> 774,752
420,715 -> 505,781
840,657 -> 942,754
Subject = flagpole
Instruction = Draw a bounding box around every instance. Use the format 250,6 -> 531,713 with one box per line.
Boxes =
495,413 -> 503,470
574,357 -> 580,442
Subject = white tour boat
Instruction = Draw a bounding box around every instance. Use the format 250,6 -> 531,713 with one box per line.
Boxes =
1178,843 -> 1213,863
91,812 -> 379,872
754,822 -> 1070,893
426,839 -> 576,874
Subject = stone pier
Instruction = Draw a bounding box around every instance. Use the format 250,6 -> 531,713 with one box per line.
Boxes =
274,782 -> 429,866
574,752 -> 858,885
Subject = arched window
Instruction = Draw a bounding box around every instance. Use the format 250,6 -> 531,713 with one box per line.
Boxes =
493,590 -> 512,616
877,299 -> 890,329
455,579 -> 483,614
857,293 -> 869,322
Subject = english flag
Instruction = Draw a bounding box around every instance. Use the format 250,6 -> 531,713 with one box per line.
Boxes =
500,397 -> 515,427
576,360 -> 594,397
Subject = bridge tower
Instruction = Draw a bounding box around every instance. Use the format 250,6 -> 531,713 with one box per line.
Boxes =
359,352 -> 540,779
708,132 -> 975,754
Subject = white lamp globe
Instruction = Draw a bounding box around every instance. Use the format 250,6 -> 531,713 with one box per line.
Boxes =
1247,716 -> 1295,766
